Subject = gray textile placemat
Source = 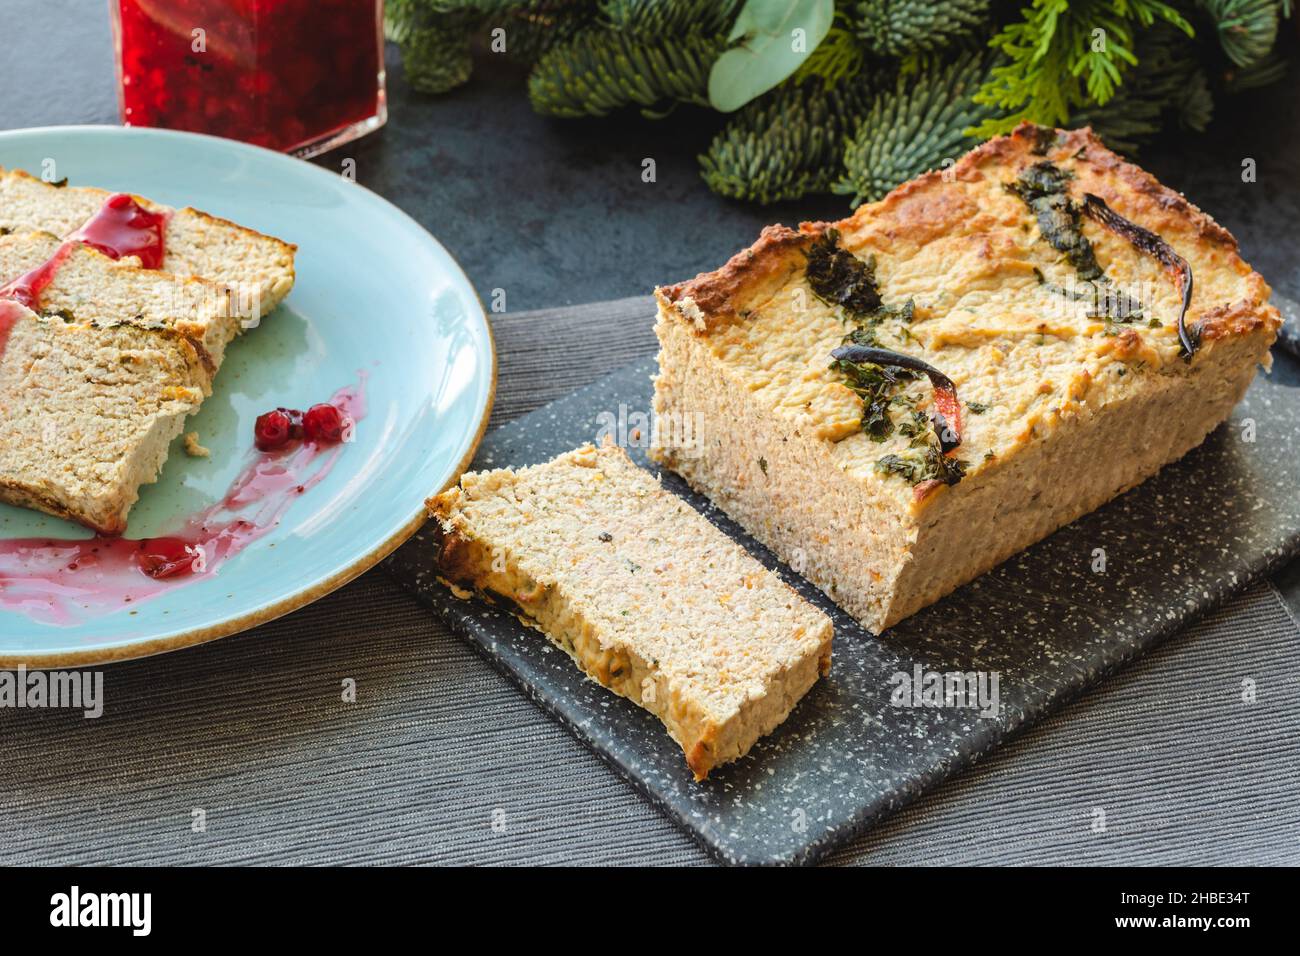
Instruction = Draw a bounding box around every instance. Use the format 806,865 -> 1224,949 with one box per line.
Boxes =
2,296 -> 1297,866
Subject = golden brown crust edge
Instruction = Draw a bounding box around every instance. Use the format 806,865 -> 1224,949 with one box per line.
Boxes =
0,482 -> 125,535
656,123 -> 1279,346
425,490 -> 476,587
180,206 -> 300,258
656,223 -> 821,333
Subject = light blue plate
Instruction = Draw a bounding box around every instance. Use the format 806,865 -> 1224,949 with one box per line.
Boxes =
0,126 -> 494,666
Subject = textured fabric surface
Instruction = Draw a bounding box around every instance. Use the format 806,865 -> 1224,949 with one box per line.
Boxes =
2,297 -> 1297,866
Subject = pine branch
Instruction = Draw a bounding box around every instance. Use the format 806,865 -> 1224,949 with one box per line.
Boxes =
699,75 -> 876,203
495,3 -> 596,62
835,52 -> 1002,207
387,1 -> 597,92
528,27 -> 726,117
1197,0 -> 1280,67
598,0 -> 742,34
851,0 -> 990,57
1224,50 -> 1289,90
394,16 -> 478,94
1074,25 -> 1213,152
970,0 -> 1194,137
792,10 -> 870,89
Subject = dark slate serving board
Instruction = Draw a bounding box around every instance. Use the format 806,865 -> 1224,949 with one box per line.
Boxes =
386,348 -> 1300,865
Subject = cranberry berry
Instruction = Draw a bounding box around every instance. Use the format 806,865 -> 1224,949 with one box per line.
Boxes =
254,409 -> 293,450
303,403 -> 346,443
137,537 -> 204,579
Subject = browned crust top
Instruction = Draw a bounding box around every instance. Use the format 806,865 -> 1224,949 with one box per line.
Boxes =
179,206 -> 300,256
656,122 -> 1276,344
656,223 -> 820,332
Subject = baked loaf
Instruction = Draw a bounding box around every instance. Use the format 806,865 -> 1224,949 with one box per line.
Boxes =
0,166 -> 296,321
428,442 -> 833,780
651,123 -> 1280,633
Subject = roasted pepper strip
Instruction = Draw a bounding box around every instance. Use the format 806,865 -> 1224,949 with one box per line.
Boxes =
829,344 -> 962,452
1082,193 -> 1198,360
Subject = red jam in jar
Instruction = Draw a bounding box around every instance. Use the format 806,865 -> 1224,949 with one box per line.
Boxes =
111,0 -> 387,156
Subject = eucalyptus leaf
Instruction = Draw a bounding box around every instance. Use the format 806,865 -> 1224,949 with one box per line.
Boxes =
708,0 -> 834,113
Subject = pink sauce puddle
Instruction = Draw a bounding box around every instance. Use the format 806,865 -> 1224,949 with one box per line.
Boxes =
0,377 -> 365,627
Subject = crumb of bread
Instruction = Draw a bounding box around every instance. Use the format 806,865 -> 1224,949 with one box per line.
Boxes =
183,432 -> 210,458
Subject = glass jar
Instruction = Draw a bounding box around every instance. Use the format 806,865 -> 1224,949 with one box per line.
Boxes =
110,0 -> 387,157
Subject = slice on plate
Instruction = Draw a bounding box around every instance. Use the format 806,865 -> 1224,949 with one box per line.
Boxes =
0,298 -> 209,533
0,228 -> 248,531
0,230 -> 239,369
427,441 -> 834,780
0,165 -> 296,322
651,123 -> 1281,633
0,171 -> 298,532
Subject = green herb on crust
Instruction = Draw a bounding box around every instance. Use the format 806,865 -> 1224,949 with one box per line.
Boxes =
896,410 -> 931,445
805,228 -> 915,330
876,445 -> 968,487
805,227 -> 884,317
810,232 -> 964,451
831,343 -> 965,453
830,354 -> 918,440
1007,160 -> 1102,281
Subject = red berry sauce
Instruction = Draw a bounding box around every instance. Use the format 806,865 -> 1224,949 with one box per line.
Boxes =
70,192 -> 169,269
0,192 -> 168,329
0,376 -> 366,626
114,0 -> 386,154
0,241 -> 77,312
